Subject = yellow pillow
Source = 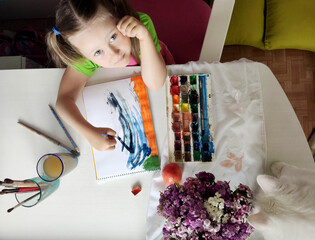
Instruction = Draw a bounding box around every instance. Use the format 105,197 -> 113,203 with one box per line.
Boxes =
225,0 -> 265,49
265,0 -> 315,52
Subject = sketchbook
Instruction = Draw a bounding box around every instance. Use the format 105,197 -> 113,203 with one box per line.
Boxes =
82,76 -> 159,182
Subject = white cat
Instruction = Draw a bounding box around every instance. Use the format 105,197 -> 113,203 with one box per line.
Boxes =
248,162 -> 315,240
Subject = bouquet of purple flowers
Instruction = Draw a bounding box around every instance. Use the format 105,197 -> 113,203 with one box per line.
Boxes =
157,172 -> 254,240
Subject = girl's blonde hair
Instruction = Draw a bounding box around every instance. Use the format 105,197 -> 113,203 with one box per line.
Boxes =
46,0 -> 140,67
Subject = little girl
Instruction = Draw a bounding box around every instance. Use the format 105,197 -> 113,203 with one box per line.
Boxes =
46,0 -> 166,151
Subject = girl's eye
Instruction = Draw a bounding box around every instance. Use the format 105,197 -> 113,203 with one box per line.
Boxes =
94,50 -> 102,56
110,34 -> 117,43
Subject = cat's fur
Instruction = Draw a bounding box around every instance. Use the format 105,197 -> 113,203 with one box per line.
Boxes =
248,162 -> 315,240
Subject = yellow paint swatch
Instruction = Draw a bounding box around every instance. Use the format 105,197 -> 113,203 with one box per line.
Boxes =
182,103 -> 189,112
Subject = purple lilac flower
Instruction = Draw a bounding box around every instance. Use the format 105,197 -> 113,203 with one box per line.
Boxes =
195,171 -> 215,183
157,171 -> 254,240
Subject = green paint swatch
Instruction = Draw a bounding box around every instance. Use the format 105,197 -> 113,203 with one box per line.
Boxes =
193,151 -> 201,161
191,104 -> 198,113
190,75 -> 197,85
143,155 -> 160,170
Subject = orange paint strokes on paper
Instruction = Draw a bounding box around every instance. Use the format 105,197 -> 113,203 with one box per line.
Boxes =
130,76 -> 158,156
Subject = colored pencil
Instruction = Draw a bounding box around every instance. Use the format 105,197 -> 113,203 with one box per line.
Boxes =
48,105 -> 80,154
18,121 -> 79,156
7,192 -> 40,213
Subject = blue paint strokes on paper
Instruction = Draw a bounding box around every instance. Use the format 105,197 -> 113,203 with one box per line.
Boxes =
107,86 -> 151,170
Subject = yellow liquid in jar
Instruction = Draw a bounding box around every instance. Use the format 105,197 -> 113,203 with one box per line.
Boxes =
43,156 -> 63,178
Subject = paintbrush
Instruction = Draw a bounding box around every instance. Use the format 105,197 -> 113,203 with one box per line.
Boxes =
0,187 -> 40,195
1,179 -> 38,188
7,192 -> 40,213
102,134 -> 134,153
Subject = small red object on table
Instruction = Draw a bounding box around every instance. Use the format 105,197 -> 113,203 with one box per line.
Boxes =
131,185 -> 141,195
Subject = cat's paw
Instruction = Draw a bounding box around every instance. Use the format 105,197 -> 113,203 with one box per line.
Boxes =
270,161 -> 285,177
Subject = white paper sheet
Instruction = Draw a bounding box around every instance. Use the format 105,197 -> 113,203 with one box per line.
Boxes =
83,77 -> 157,182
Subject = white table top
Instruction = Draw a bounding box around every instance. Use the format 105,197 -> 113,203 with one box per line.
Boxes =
0,61 -> 313,240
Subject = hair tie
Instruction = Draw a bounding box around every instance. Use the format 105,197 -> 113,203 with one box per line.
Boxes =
52,26 -> 60,35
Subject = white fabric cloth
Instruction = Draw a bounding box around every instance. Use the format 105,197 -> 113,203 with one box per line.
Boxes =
146,60 -> 267,240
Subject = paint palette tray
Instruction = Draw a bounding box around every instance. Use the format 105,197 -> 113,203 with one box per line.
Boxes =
166,74 -> 215,162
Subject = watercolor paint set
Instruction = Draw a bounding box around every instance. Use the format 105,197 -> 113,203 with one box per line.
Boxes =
166,74 -> 215,162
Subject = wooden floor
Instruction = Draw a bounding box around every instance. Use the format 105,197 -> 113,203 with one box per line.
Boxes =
221,45 -> 315,139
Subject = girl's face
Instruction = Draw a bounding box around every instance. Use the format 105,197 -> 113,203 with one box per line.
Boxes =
68,16 -> 132,68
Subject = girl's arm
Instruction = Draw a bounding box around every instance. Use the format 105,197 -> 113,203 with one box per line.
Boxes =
117,16 -> 167,90
139,31 -> 167,90
56,67 -> 117,151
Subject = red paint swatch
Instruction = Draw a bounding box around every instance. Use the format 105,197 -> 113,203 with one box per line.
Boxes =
172,112 -> 181,122
170,76 -> 179,85
131,185 -> 141,195
172,122 -> 181,132
171,85 -> 180,95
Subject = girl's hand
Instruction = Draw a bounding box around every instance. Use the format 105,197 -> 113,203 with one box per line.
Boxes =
117,16 -> 149,41
86,127 -> 117,151
116,15 -> 166,90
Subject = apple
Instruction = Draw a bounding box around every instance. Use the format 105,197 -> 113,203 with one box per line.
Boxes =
162,163 -> 182,185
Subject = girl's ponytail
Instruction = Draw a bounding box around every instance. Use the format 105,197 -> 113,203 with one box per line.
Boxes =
46,29 -> 83,68
46,31 -> 64,67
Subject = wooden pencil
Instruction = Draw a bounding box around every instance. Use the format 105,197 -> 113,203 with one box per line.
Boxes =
17,121 -> 78,155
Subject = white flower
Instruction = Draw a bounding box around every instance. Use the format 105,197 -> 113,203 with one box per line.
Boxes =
204,193 -> 225,223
